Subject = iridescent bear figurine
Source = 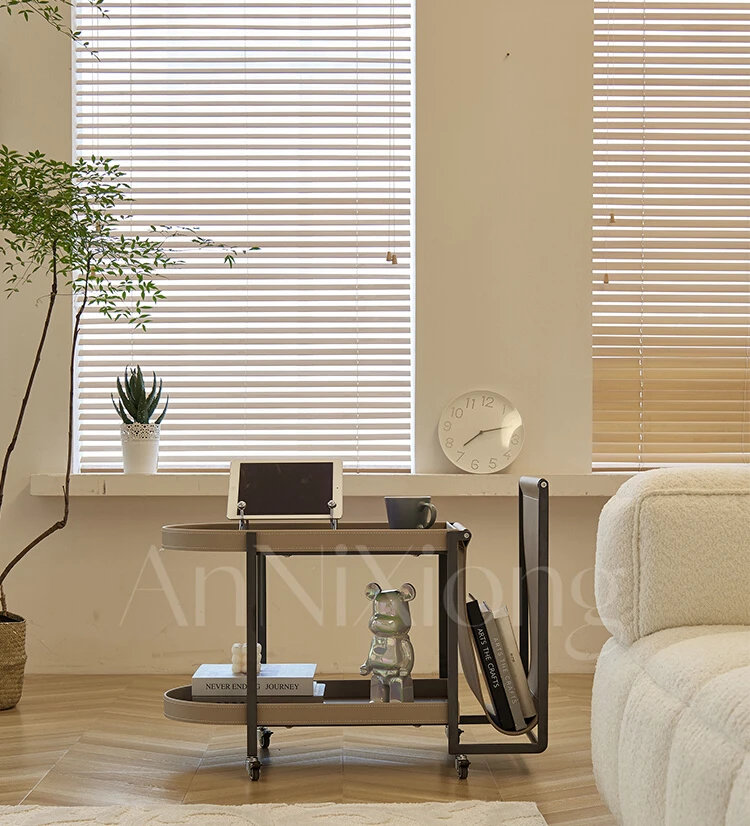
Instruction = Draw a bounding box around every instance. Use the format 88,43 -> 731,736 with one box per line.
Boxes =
360,582 -> 416,702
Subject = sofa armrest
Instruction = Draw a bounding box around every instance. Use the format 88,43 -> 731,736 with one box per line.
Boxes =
595,466 -> 750,646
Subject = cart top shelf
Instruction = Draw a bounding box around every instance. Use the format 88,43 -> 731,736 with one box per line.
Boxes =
161,521 -> 471,555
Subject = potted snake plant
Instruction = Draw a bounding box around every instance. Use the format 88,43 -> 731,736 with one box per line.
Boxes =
112,366 -> 169,474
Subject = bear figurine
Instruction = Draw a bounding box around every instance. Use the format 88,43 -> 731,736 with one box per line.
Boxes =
359,582 -> 416,703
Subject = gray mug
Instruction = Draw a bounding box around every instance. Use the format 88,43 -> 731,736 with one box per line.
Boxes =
384,496 -> 437,529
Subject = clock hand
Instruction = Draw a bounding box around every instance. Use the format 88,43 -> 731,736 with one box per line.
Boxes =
462,425 -> 514,447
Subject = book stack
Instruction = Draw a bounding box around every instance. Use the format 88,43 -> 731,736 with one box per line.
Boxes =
192,663 -> 325,704
466,596 -> 537,732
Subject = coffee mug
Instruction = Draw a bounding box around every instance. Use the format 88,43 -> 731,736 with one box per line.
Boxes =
384,496 -> 437,529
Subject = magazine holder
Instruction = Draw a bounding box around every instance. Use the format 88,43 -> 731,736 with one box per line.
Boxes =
456,477 -> 549,743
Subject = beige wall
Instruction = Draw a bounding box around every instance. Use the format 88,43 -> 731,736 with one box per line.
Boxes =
0,1 -> 608,676
416,0 -> 594,475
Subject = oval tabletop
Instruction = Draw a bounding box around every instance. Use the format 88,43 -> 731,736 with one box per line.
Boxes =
161,521 -> 469,554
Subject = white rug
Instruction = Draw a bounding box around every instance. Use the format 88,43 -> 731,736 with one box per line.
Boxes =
0,802 -> 548,825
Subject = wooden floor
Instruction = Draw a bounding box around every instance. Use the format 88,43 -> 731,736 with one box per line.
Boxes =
0,674 -> 615,826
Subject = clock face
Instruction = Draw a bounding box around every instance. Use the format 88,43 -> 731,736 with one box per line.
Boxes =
439,390 -> 524,474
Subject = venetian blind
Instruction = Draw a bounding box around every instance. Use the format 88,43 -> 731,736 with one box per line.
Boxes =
593,0 -> 750,469
74,0 -> 413,470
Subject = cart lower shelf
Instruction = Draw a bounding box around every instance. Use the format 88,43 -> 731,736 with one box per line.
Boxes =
164,681 -> 449,727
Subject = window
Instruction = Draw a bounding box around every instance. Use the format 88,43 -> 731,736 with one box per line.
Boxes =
74,0 -> 414,470
593,0 -> 750,469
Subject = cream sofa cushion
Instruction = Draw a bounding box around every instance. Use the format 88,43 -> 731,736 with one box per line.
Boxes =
591,625 -> 750,826
595,467 -> 750,646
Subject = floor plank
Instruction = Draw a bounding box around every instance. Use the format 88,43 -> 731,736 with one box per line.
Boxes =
0,673 -> 616,825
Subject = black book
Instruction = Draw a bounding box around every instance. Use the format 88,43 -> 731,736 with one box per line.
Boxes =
466,597 -> 516,732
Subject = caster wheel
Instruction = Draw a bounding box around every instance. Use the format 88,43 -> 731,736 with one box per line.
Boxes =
258,729 -> 272,749
455,755 -> 470,780
246,757 -> 262,781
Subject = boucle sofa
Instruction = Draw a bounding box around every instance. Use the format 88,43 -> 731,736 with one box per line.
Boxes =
591,466 -> 750,826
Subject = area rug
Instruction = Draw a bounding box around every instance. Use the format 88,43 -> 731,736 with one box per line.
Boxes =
0,802 -> 548,825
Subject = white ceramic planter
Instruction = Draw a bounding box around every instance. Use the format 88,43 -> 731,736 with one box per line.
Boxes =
121,423 -> 161,474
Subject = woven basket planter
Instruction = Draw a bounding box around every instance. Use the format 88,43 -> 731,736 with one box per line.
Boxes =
0,611 -> 27,710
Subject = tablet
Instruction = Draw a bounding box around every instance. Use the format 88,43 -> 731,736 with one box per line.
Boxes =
227,460 -> 343,521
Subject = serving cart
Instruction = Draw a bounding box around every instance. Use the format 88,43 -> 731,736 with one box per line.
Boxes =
161,476 -> 549,780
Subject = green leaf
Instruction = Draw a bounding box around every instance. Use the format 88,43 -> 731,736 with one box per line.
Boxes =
144,374 -> 162,419
111,394 -> 133,425
155,395 -> 169,425
127,366 -> 140,402
116,376 -> 138,421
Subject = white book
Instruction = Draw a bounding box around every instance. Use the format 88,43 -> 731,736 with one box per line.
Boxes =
493,606 -> 537,719
480,602 -> 525,731
193,681 -> 326,704
192,663 -> 317,697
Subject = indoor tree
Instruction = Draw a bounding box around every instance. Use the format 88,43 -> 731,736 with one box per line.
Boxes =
0,147 -> 246,612
0,0 -> 249,711
0,148 -> 177,612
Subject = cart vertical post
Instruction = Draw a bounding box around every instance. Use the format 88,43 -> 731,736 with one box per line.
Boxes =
519,476 -> 550,752
257,552 -> 267,663
438,553 -> 448,678
445,528 -> 460,755
245,531 -> 261,779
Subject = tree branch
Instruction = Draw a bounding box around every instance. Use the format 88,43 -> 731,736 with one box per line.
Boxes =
62,264 -> 91,524
0,242 -> 58,517
0,257 -> 88,614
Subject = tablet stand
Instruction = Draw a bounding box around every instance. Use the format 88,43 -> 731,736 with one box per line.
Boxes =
328,500 -> 338,530
237,501 -> 248,530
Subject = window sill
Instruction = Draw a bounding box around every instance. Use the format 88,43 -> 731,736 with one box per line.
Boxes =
29,472 -> 632,498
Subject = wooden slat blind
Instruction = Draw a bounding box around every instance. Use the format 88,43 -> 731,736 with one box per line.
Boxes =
593,0 -> 750,469
74,0 -> 413,470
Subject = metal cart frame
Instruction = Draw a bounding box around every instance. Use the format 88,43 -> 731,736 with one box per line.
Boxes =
241,476 -> 549,780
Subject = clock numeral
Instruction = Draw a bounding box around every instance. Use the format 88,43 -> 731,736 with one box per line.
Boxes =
449,407 -> 464,419
504,450 -> 512,460
445,437 -> 454,448
510,434 -> 520,446
456,451 -> 465,461
481,396 -> 494,408
471,459 -> 480,470
489,457 -> 498,470
442,420 -> 452,432
465,397 -> 476,409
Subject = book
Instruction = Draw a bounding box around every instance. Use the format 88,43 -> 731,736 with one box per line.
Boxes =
493,605 -> 537,719
466,597 -> 516,732
193,681 -> 326,704
192,663 -> 317,698
479,601 -> 526,731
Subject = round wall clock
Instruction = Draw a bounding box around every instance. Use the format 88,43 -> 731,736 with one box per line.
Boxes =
438,390 -> 524,474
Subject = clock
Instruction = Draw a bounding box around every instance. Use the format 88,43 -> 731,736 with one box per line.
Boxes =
438,390 -> 524,474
